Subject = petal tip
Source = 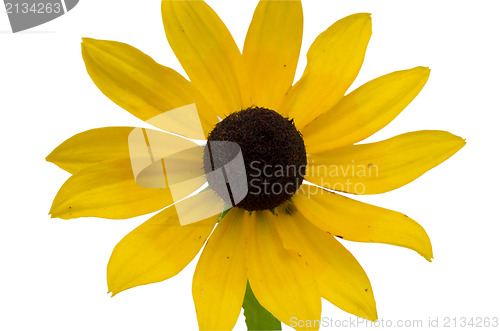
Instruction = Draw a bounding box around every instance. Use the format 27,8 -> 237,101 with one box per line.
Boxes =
48,205 -> 56,217
417,66 -> 431,75
81,38 -> 106,53
81,37 -> 96,47
357,12 -> 372,19
48,204 -> 73,220
447,133 -> 467,150
354,12 -> 372,25
367,312 -> 378,322
409,66 -> 431,81
422,245 -> 434,262
107,282 -> 121,298
344,12 -> 372,26
109,292 -> 116,298
423,250 -> 434,262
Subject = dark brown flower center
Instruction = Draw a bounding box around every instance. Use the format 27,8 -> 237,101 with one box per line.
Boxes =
203,107 -> 307,211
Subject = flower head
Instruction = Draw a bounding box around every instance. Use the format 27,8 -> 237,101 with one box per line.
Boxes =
47,1 -> 465,330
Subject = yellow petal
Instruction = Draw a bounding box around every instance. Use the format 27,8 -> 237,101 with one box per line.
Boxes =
193,208 -> 248,331
243,0 -> 303,110
49,158 -> 173,219
247,210 -> 321,330
293,186 -> 433,261
273,203 -> 377,321
107,190 -> 221,296
279,13 -> 372,129
82,38 -> 217,137
303,67 -> 431,153
162,0 -> 250,117
306,130 -> 466,195
46,127 -> 133,174
48,127 -> 206,202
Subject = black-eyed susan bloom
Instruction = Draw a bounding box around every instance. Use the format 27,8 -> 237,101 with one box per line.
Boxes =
47,1 -> 465,330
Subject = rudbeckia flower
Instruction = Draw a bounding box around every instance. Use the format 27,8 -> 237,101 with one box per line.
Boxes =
47,0 -> 465,330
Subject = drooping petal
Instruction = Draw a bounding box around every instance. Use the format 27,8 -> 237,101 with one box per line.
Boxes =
49,158 -> 173,220
46,127 -> 134,174
293,186 -> 433,261
193,208 -> 248,331
246,210 -> 321,330
279,13 -> 372,129
81,38 -> 218,137
273,203 -> 377,321
243,0 -> 303,110
303,67 -> 431,153
162,0 -> 250,117
107,190 -> 222,296
306,130 -> 466,195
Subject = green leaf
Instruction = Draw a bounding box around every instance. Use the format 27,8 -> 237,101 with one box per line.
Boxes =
243,282 -> 282,331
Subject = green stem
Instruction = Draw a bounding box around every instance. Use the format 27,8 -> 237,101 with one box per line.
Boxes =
242,282 -> 282,331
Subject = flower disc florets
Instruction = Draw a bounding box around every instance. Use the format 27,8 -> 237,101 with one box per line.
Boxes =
203,107 -> 307,211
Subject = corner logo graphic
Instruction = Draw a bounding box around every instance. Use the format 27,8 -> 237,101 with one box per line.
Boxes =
4,0 -> 78,33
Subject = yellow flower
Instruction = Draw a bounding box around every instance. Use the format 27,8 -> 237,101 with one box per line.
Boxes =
47,1 -> 465,330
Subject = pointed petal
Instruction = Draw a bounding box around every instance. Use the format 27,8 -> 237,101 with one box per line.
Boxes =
49,158 -> 173,220
162,0 -> 250,117
46,127 -> 134,174
306,130 -> 466,194
303,67 -> 431,153
107,190 -> 221,296
247,211 -> 321,330
243,0 -> 303,110
82,38 -> 218,137
48,128 -> 207,218
293,187 -> 433,261
273,203 -> 377,321
193,208 -> 248,331
279,13 -> 372,129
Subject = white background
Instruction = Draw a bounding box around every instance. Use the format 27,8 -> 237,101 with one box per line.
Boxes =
1,0 -> 499,330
